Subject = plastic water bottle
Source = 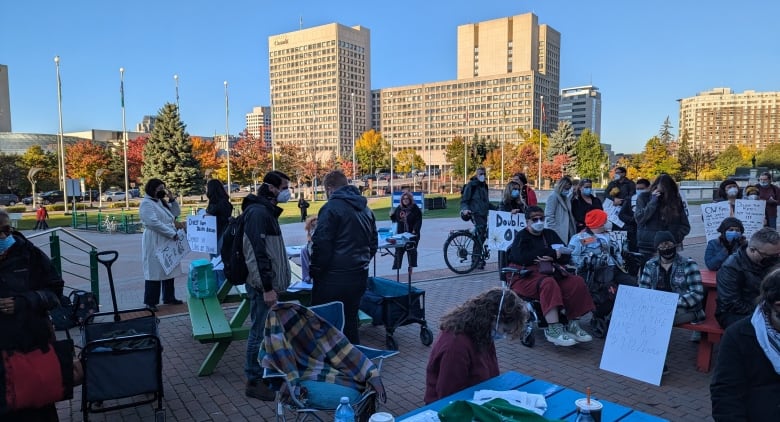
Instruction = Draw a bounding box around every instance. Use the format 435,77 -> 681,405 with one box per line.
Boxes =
335,396 -> 355,422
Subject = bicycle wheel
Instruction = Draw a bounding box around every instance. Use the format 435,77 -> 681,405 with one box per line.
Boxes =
443,231 -> 479,274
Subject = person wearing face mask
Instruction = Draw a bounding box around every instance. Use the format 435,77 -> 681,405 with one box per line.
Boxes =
635,174 -> 691,262
507,206 -> 595,347
389,191 -> 422,273
618,178 -> 650,263
140,178 -> 185,312
604,166 -> 636,208
310,170 -> 378,345
500,181 -> 526,214
716,179 -> 742,216
757,172 -> 780,229
744,185 -> 760,201
716,227 -> 780,328
711,268 -> 780,421
571,178 -> 603,233
638,231 -> 705,325
544,176 -> 577,243
511,172 -> 537,206
705,217 -> 747,271
460,168 -> 498,269
424,288 -> 527,404
240,170 -> 292,401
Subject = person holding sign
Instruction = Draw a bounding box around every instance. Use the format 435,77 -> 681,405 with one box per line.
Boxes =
710,268 -> 780,421
716,227 -> 780,328
704,217 -> 746,271
638,231 -> 705,325
500,180 -> 527,215
206,179 -> 233,286
507,206 -> 594,347
716,179 -> 742,216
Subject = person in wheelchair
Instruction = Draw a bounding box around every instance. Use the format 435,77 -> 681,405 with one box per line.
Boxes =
425,288 -> 527,404
506,206 -> 595,347
568,209 -> 637,338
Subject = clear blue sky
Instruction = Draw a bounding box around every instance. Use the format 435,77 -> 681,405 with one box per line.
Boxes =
2,0 -> 779,153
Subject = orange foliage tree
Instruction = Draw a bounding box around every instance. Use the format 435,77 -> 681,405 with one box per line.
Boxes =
231,130 -> 271,184
65,140 -> 112,186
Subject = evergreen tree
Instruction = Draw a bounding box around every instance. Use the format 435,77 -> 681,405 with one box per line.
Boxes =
659,116 -> 675,144
574,129 -> 607,181
548,120 -> 577,173
142,103 -> 203,194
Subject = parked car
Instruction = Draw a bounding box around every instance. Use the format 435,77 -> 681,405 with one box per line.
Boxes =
127,188 -> 141,198
102,191 -> 126,202
39,190 -> 64,205
22,196 -> 33,205
0,194 -> 19,206
224,183 -> 240,193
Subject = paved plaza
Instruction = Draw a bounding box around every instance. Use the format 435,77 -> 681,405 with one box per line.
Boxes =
34,213 -> 717,421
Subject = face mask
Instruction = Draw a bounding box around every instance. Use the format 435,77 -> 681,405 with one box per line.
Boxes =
582,188 -> 592,196
725,231 -> 741,242
562,189 -> 571,197
614,174 -> 621,181
531,221 -> 545,232
478,175 -> 486,183
658,247 -> 676,260
727,187 -> 739,197
276,189 -> 291,203
511,189 -> 520,199
155,191 -> 166,199
0,235 -> 15,254
760,256 -> 779,267
748,195 -> 759,200
760,181 -> 770,187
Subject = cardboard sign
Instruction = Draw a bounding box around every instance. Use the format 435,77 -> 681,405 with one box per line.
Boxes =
602,198 -> 624,228
487,210 -> 526,251
155,229 -> 190,276
600,286 -> 678,386
701,202 -> 732,241
186,215 -> 218,254
734,199 -> 766,239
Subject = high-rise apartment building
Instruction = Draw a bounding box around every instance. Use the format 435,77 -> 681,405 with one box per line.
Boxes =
373,13 -> 561,170
678,88 -> 780,153
559,85 -> 601,138
0,65 -> 11,132
268,23 -> 370,161
245,106 -> 271,148
135,115 -> 156,133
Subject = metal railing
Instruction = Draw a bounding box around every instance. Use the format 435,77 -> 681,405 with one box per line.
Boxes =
71,210 -> 141,234
26,228 -> 101,304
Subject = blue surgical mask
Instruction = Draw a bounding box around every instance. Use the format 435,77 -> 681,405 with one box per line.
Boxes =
727,187 -> 739,197
478,175 -> 486,183
614,174 -> 621,181
725,231 -> 741,242
582,188 -> 593,196
760,181 -> 770,187
635,189 -> 645,195
531,221 -> 545,232
562,189 -> 571,197
511,189 -> 520,199
0,235 -> 16,254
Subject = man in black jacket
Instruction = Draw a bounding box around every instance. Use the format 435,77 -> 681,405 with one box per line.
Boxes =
310,170 -> 378,344
459,167 -> 497,269
716,227 -> 780,328
604,166 -> 636,208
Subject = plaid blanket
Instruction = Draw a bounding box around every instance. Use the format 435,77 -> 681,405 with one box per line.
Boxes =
260,302 -> 379,391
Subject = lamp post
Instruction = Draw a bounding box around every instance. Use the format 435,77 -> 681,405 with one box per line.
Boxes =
120,67 -> 129,208
351,92 -> 356,180
538,95 -> 543,190
173,74 -> 179,111
224,81 -> 231,199
501,105 -> 506,185
270,86 -> 276,170
54,55 -> 68,214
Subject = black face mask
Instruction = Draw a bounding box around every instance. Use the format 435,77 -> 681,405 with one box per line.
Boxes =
155,191 -> 166,200
760,257 -> 780,267
658,247 -> 676,260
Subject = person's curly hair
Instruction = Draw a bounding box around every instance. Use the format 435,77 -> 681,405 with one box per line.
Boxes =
439,288 -> 528,351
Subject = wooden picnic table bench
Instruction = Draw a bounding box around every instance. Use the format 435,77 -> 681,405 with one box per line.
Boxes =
675,269 -> 724,372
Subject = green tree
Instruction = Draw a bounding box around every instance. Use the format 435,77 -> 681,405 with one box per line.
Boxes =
275,143 -> 303,182
0,154 -> 22,194
677,130 -> 713,180
574,129 -> 607,181
355,129 -> 390,175
395,148 -> 426,173
548,120 -> 577,172
19,145 -> 58,193
638,136 -> 680,179
757,143 -> 780,170
659,116 -> 674,144
445,135 -> 480,180
141,103 -> 203,194
715,145 -> 747,178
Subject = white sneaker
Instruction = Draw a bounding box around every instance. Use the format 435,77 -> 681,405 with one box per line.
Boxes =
544,323 -> 577,347
566,320 -> 593,343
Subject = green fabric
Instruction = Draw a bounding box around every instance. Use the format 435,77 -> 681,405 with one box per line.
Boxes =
438,398 -> 563,422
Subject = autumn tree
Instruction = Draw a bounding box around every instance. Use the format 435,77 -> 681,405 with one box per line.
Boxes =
230,130 -> 270,185
127,136 -> 148,186
677,131 -> 713,180
715,145 -> 747,178
65,140 -> 112,187
757,143 -> 780,170
637,136 -> 680,179
507,143 -> 540,187
19,145 -> 58,193
395,148 -> 426,173
542,154 -> 571,182
445,136 -> 481,181
574,129 -> 607,181
142,103 -> 203,194
192,136 -> 222,177
355,129 -> 390,176
275,143 -> 304,182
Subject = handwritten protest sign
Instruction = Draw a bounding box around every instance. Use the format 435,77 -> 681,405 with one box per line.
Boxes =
487,210 -> 526,251
155,229 -> 190,275
600,286 -> 678,385
602,198 -> 624,228
734,199 -> 766,239
186,215 -> 218,254
701,202 -> 732,241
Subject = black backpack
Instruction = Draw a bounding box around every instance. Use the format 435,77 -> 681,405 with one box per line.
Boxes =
220,213 -> 249,285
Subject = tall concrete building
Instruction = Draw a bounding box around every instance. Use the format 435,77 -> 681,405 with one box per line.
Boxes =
135,115 -> 156,133
0,65 -> 11,132
245,106 -> 271,148
373,13 -> 561,171
678,87 -> 780,153
559,85 -> 601,138
268,23 -> 370,161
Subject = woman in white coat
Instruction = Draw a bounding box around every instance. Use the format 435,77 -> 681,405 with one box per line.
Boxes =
140,178 -> 184,312
544,176 -> 577,244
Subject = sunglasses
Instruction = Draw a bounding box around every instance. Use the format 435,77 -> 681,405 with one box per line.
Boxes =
528,217 -> 544,223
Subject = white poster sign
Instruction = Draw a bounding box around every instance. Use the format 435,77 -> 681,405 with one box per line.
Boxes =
487,210 -> 526,251
186,215 -> 218,254
602,198 -> 624,228
600,286 -> 678,386
701,202 -> 732,241
155,229 -> 190,275
734,199 -> 766,239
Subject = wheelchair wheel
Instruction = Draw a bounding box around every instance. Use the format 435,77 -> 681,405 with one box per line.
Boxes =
443,231 -> 479,274
521,323 -> 535,347
420,326 -> 433,346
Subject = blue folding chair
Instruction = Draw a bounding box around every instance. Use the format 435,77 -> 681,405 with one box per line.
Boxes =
262,301 -> 398,422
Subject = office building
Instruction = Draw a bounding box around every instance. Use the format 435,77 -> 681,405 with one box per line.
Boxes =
559,85 -> 601,138
135,115 -> 156,133
268,23 -> 370,161
678,87 -> 780,153
0,65 -> 10,132
373,13 -> 561,170
245,106 -> 272,148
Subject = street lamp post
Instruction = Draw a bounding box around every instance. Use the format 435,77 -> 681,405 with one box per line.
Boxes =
173,74 -> 179,110
351,92 -> 356,180
120,67 -> 129,208
538,95 -> 543,190
54,56 -> 68,214
271,86 -> 276,171
224,81 -> 231,199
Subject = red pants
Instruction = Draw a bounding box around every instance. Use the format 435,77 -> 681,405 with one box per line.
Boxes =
509,265 -> 594,319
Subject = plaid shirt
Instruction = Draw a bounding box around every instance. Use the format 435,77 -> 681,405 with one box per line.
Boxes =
638,255 -> 704,311
260,302 -> 379,390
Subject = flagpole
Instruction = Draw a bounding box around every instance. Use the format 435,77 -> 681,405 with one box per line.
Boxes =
120,67 -> 129,208
538,95 -> 543,190
464,106 -> 468,185
173,74 -> 179,111
54,55 -> 68,214
224,81 -> 231,199
501,105 -> 505,184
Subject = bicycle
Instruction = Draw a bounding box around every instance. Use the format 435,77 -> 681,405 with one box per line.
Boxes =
443,225 -> 490,274
101,215 -> 117,233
